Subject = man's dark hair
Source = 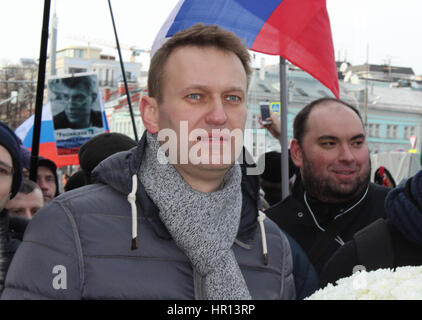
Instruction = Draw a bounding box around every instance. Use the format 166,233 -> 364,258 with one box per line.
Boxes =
293,97 -> 364,146
49,75 -> 97,101
19,179 -> 41,195
148,23 -> 251,103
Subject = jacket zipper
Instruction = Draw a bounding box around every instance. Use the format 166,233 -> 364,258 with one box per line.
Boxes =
193,269 -> 206,300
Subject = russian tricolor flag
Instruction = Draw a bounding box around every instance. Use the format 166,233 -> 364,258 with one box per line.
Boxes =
152,0 -> 338,97
15,102 -> 109,168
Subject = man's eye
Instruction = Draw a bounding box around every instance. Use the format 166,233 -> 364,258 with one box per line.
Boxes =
352,140 -> 364,147
187,94 -> 201,100
0,167 -> 11,176
321,141 -> 335,147
225,95 -> 240,102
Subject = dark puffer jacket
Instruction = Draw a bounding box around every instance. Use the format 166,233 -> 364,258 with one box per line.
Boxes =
2,132 -> 295,300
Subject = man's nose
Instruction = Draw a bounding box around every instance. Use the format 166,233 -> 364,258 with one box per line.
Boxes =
37,178 -> 47,189
205,98 -> 227,125
338,144 -> 355,162
24,209 -> 32,220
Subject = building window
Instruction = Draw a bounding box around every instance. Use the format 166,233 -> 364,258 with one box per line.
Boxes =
386,125 -> 391,138
404,126 -> 409,139
375,124 -> 380,137
392,125 -> 398,139
68,67 -> 86,74
73,49 -> 84,58
410,126 -> 416,137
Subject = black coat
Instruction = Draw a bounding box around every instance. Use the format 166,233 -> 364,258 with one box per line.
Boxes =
320,218 -> 422,287
265,181 -> 390,274
0,210 -> 27,294
320,170 -> 422,287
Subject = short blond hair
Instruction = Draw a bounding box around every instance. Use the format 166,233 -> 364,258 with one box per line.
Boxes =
148,23 -> 251,103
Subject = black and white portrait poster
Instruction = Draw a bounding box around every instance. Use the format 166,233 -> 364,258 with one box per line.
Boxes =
48,73 -> 106,155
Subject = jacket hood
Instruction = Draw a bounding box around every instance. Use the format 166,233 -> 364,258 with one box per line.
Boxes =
91,131 -> 258,242
385,169 -> 422,247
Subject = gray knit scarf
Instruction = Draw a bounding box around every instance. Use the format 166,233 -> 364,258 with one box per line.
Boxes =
139,132 -> 251,300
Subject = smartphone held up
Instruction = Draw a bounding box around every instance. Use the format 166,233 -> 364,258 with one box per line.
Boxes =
260,102 -> 272,125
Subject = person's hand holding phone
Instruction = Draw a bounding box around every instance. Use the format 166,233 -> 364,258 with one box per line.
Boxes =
258,104 -> 281,142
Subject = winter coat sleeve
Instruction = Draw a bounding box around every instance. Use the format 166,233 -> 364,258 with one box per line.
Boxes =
1,201 -> 83,300
319,240 -> 358,288
283,232 -> 319,300
278,227 -> 296,300
0,210 -> 13,295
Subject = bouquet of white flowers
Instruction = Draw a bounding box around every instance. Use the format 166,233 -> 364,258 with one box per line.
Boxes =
306,266 -> 422,300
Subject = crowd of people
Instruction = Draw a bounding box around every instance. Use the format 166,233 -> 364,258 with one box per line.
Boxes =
0,23 -> 421,300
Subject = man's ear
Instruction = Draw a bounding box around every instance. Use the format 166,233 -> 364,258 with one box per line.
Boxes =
290,139 -> 303,168
140,96 -> 159,134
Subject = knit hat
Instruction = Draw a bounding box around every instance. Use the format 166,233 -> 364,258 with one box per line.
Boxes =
19,144 -> 31,170
0,121 -> 22,199
38,157 -> 60,197
78,132 -> 137,180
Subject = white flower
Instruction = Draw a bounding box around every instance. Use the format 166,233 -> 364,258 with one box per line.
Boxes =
306,265 -> 422,300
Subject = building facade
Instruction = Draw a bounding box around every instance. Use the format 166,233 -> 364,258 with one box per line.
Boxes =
244,63 -> 422,163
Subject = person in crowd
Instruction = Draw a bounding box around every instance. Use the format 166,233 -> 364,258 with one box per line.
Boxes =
264,98 -> 390,274
63,133 -> 137,192
50,75 -> 103,130
2,24 -> 295,300
374,166 -> 396,188
19,144 -> 31,180
0,122 -> 24,293
6,179 -> 43,220
257,150 -> 299,207
36,157 -> 59,204
320,169 -> 422,287
62,133 -> 137,192
63,170 -> 85,192
78,132 -> 138,185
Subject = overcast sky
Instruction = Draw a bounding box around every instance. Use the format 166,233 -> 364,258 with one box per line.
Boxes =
1,0 -> 421,73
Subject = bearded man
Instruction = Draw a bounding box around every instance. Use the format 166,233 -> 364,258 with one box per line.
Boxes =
266,98 -> 389,274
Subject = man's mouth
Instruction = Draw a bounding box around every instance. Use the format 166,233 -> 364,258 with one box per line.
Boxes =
332,169 -> 357,179
196,133 -> 229,143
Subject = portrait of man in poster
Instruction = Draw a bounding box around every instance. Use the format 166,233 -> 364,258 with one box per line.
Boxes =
48,74 -> 106,155
49,74 -> 103,130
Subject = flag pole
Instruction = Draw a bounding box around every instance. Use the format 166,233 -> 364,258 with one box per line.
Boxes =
280,57 -> 289,200
107,0 -> 139,142
29,0 -> 51,182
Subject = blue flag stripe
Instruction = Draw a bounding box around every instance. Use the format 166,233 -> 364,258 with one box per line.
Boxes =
22,121 -> 55,147
167,0 -> 283,47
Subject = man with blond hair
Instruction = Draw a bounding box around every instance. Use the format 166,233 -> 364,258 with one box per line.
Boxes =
3,24 -> 295,300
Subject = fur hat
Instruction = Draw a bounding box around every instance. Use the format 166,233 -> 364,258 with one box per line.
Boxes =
0,121 -> 22,199
78,133 -> 137,182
